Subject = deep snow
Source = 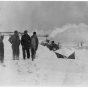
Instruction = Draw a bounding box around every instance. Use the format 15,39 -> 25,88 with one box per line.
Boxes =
0,36 -> 88,87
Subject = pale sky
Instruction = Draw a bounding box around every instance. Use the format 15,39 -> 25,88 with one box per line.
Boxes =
0,1 -> 88,32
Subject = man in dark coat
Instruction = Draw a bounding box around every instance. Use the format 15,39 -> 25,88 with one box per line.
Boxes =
9,30 -> 20,60
21,30 -> 31,59
31,32 -> 38,61
0,35 -> 4,64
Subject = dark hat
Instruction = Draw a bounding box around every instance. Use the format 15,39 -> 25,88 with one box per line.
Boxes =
24,30 -> 28,34
33,31 -> 36,35
14,30 -> 18,33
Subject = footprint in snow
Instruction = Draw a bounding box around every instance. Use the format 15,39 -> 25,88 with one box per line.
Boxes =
28,70 -> 33,74
21,80 -> 26,82
43,74 -> 48,80
17,69 -> 21,72
36,73 -> 41,78
34,80 -> 39,85
33,64 -> 37,67
36,68 -> 40,70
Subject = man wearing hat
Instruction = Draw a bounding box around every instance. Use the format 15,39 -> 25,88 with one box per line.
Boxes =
9,30 -> 20,60
31,31 -> 39,61
0,35 -> 5,66
21,30 -> 31,59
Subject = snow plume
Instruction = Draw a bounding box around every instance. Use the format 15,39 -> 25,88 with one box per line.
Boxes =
49,23 -> 88,45
49,24 -> 77,38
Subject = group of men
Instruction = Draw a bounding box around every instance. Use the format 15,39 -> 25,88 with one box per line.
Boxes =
8,30 -> 38,61
0,30 -> 38,66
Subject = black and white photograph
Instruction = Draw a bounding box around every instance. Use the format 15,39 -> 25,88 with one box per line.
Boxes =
0,1 -> 88,87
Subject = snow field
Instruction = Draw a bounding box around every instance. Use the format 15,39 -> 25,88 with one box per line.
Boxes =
0,36 -> 88,86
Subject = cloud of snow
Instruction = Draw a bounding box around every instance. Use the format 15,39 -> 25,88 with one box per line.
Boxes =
49,23 -> 88,45
49,23 -> 77,38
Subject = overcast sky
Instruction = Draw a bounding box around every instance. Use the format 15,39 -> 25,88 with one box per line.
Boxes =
0,1 -> 88,32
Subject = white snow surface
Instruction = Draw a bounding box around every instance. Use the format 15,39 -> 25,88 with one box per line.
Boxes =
0,36 -> 88,87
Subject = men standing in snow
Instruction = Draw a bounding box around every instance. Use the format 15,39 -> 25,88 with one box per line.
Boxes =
9,30 -> 20,60
31,32 -> 39,61
0,35 -> 5,66
21,30 -> 31,59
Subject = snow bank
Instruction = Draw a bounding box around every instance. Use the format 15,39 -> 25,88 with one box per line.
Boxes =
0,36 -> 88,86
36,45 -> 57,60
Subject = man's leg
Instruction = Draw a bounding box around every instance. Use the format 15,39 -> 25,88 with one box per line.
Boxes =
34,49 -> 36,59
0,46 -> 4,63
31,48 -> 33,60
12,46 -> 15,60
22,47 -> 26,59
16,46 -> 19,60
26,48 -> 30,59
31,48 -> 35,61
1,47 -> 4,63
0,55 -> 4,66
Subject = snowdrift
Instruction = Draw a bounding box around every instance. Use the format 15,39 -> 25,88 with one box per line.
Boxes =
0,36 -> 88,86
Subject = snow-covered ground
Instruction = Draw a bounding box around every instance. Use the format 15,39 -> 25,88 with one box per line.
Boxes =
0,36 -> 88,87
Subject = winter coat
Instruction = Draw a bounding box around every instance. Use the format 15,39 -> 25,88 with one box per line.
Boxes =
0,38 -> 4,56
31,35 -> 38,51
21,34 -> 31,48
9,34 -> 20,46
